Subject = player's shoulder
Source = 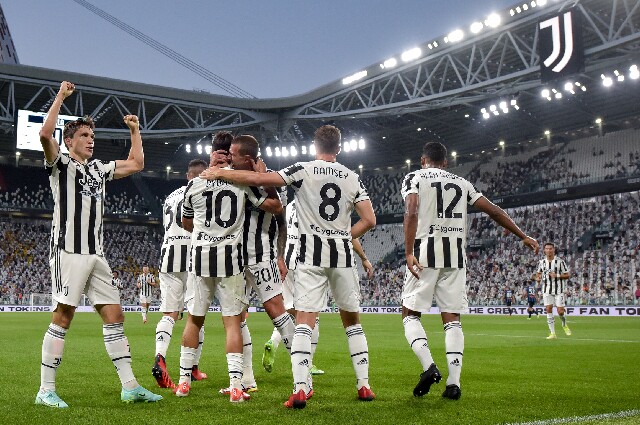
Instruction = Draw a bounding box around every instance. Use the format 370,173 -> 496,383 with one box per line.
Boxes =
167,185 -> 187,200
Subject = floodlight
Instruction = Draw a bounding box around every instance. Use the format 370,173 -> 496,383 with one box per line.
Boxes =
428,44 -> 433,49
618,75 -> 625,82
359,138 -> 365,149
448,29 -> 464,43
602,77 -> 613,87
185,144 -> 191,153
342,70 -> 367,85
555,92 -> 562,99
405,159 -> 411,164
499,101 -> 507,110
310,144 -> 316,155
544,130 -> 550,135
433,41 -> 438,47
510,99 -> 517,106
358,164 -> 363,170
538,0 -> 547,5
630,65 -> 640,80
531,1 -> 537,7
481,108 -> 487,114
523,4 -> 529,11
343,142 -> 351,152
486,13 -> 501,28
291,146 -> 298,157
595,118 -> 602,124
401,47 -> 422,62
499,140 -> 505,146
350,139 -> 357,151
301,145 -> 307,154
516,6 -> 521,13
266,146 -> 272,157
564,82 -> 574,91
205,145 -> 212,155
282,147 -> 289,157
510,9 -> 515,16
483,113 -> 490,119
382,58 -> 397,69
470,22 -> 484,34
581,86 -> 587,91
489,104 -> 497,111
275,147 -> 281,157
166,166 -> 171,171
196,144 -> 203,155
493,110 -> 500,116
451,151 -> 457,157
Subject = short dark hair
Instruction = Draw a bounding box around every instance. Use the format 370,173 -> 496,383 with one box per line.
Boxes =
422,142 -> 447,163
212,131 -> 234,152
112,270 -> 119,276
63,116 -> 94,140
188,159 -> 208,170
544,242 -> 555,248
314,125 -> 341,154
232,135 -> 259,159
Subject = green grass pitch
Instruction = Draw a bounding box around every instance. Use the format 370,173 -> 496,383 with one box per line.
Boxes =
1,312 -> 638,424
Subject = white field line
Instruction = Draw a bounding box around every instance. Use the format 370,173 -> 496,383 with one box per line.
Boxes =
466,332 -> 640,343
504,409 -> 640,425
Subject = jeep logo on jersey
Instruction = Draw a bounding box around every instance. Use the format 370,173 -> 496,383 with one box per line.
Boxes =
538,9 -> 584,82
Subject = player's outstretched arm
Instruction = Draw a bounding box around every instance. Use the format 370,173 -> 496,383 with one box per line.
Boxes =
403,193 -> 423,279
473,196 -> 539,255
275,210 -> 288,281
114,115 -> 144,179
351,199 -> 376,240
353,238 -> 373,279
257,196 -> 283,216
200,166 -> 286,188
40,81 -> 74,164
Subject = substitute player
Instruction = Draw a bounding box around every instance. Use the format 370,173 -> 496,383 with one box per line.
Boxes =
402,141 -> 538,401
535,243 -> 572,339
36,81 -> 161,408
201,125 -> 377,409
175,136 -> 282,403
152,159 -> 209,389
137,265 -> 156,323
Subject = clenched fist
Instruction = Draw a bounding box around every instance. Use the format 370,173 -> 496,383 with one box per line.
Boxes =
58,81 -> 75,99
123,115 -> 140,131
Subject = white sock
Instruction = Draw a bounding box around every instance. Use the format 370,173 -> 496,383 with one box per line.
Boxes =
403,315 -> 434,371
310,317 -> 320,364
291,324 -> 312,393
155,316 -> 174,357
547,313 -> 556,334
179,346 -> 197,385
444,321 -> 464,387
270,327 -> 282,349
240,321 -> 255,385
103,323 -> 138,390
194,327 -> 205,368
560,314 -> 567,327
40,323 -> 67,391
273,313 -> 295,354
346,324 -> 370,389
226,352 -> 243,389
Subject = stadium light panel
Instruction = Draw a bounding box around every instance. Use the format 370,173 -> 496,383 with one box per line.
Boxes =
531,1 -> 537,7
510,9 -> 515,16
493,110 -> 500,116
310,144 -> 316,156
544,130 -> 550,135
602,77 -> 613,87
499,101 -> 507,110
291,146 -> 297,157
481,108 -> 487,114
486,13 -> 501,28
618,75 -> 625,82
447,29 -> 464,43
196,144 -> 203,155
489,104 -> 497,112
630,68 -> 640,80
401,47 -> 422,62
510,99 -> 517,106
433,41 -> 438,48
166,166 -> 171,171
502,109 -> 509,114
538,0 -> 547,5
451,151 -> 457,157
405,159 -> 411,164
282,147 -> 289,157
581,86 -> 587,91
342,70 -> 367,85
514,105 -> 520,110
275,147 -> 281,157
555,92 -> 563,99
483,112 -> 490,119
359,138 -> 365,149
266,146 -> 272,157
499,140 -> 505,146
358,164 -> 363,170
564,82 -> 574,91
470,22 -> 484,34
343,142 -> 351,152
427,44 -> 433,50
595,118 -> 602,124
515,6 -> 521,13
350,139 -> 357,151
522,4 -> 528,11
381,58 -> 397,69
205,145 -> 212,155
301,145 -> 306,155
185,144 -> 191,153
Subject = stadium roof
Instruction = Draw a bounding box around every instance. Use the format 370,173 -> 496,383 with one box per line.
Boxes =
1,0 -> 640,173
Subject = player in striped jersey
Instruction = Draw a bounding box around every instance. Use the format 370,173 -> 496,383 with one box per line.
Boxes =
36,81 -> 161,408
535,243 -> 572,339
152,159 -> 208,390
504,287 -> 515,316
137,266 -> 157,323
211,135 -> 296,394
402,142 -> 538,401
175,135 -> 282,402
525,279 -> 540,319
201,125 -> 377,408
111,271 -> 123,290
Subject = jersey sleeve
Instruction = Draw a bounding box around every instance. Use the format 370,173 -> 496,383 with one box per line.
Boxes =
182,180 -> 196,219
44,150 -> 68,169
354,177 -> 370,204
101,161 -> 117,181
466,180 -> 483,205
535,260 -> 543,273
401,172 -> 418,200
560,260 -> 569,274
246,185 -> 268,207
277,163 -> 306,188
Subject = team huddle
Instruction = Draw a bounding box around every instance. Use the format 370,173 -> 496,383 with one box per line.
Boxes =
37,81 -> 579,410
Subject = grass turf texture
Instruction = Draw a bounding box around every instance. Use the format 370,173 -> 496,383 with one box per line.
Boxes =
1,313 -> 638,425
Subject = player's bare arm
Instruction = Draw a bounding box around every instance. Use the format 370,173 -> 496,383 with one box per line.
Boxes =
403,193 -> 423,279
353,238 -> 374,279
182,217 -> 194,233
275,210 -> 288,281
200,166 -> 286,188
114,115 -> 144,179
39,81 -> 75,163
473,196 -> 539,255
257,196 -> 283,215
351,199 -> 376,240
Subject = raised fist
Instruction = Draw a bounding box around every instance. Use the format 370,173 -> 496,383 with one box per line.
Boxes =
59,81 -> 75,99
123,115 -> 140,131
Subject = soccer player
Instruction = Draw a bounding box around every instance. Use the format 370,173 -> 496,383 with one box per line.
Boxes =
402,142 -> 538,401
175,136 -> 282,403
535,243 -> 572,339
112,271 -> 123,290
525,279 -> 540,319
152,159 -> 209,389
36,81 -> 161,408
137,265 -> 156,323
201,125 -> 377,409
504,286 -> 515,316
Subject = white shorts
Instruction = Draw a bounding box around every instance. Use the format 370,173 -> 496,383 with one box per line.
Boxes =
245,260 -> 283,303
139,294 -> 152,305
49,248 -> 120,308
282,268 -> 296,311
186,273 -> 247,317
543,294 -> 565,308
402,267 -> 468,314
295,263 -> 360,313
159,271 -> 190,312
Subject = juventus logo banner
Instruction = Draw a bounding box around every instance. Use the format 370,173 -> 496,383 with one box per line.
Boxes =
538,8 -> 584,83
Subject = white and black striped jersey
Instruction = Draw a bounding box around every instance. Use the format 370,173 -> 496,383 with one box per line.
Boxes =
242,198 -> 278,266
46,151 -> 116,255
112,277 -> 123,290
401,168 -> 482,269
137,273 -> 155,297
160,186 -> 192,273
183,176 -> 267,277
284,200 -> 299,270
277,161 -> 369,268
536,257 -> 569,295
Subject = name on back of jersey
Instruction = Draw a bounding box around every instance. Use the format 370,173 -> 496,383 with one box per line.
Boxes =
313,166 -> 349,179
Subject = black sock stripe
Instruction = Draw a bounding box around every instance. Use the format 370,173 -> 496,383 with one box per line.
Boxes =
41,363 -> 57,369
410,337 -> 427,347
111,355 -> 131,362
243,343 -> 252,347
446,352 -> 463,356
350,351 -> 368,357
156,331 -> 172,337
180,366 -> 192,370
291,351 -> 311,355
